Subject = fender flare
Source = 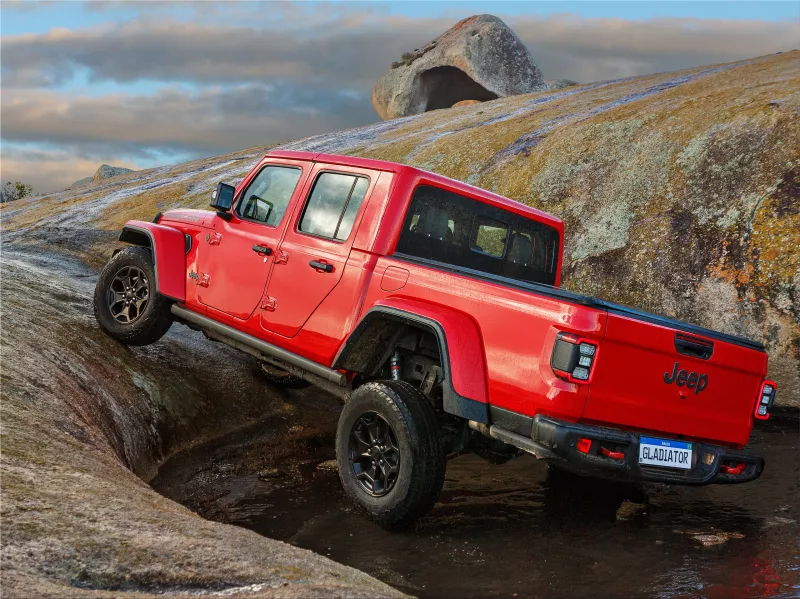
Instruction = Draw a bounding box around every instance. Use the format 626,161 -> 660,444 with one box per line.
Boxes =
334,298 -> 489,423
117,220 -> 186,301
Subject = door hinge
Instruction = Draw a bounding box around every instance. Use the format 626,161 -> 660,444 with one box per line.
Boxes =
260,295 -> 277,311
274,250 -> 289,265
205,232 -> 223,245
197,273 -> 211,287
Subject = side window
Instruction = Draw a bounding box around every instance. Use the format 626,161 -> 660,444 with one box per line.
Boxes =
395,185 -> 560,286
299,172 -> 369,241
236,165 -> 302,226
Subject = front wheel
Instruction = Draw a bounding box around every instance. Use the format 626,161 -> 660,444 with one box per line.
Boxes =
93,246 -> 172,346
336,381 -> 446,528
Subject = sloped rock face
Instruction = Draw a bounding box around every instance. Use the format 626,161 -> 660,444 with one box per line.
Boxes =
0,248 -> 405,598
372,14 -> 547,119
70,176 -> 94,187
0,50 -> 797,598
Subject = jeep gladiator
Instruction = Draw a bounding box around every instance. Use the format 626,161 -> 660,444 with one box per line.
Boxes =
94,151 -> 775,526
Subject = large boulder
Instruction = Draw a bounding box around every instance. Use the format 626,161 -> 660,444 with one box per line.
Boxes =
70,164 -> 135,188
94,164 -> 134,182
372,14 -> 547,120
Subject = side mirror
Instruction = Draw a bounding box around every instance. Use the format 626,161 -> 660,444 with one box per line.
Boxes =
211,182 -> 235,212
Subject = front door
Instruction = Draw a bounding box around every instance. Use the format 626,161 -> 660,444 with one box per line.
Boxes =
261,164 -> 376,338
196,161 -> 308,320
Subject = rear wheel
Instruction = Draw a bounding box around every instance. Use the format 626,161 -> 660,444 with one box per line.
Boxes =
93,246 -> 172,346
336,380 -> 445,528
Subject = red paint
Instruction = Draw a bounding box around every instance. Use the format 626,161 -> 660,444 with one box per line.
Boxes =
600,447 -> 625,460
122,221 -> 187,301
118,151 -> 771,451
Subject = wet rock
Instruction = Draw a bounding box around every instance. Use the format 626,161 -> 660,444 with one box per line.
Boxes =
684,531 -> 746,547
547,78 -> 580,90
316,459 -> 339,472
0,251 -> 405,598
372,14 -> 547,119
258,467 -> 282,480
616,499 -> 648,521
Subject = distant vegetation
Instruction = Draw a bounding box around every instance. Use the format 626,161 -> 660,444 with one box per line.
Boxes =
0,181 -> 34,203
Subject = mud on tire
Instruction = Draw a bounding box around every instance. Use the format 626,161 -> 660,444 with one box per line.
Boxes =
336,380 -> 446,528
93,246 -> 173,346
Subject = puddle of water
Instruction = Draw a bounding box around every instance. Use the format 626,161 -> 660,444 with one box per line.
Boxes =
153,411 -> 799,599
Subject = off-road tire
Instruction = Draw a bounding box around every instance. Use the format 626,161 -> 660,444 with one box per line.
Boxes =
93,246 -> 172,346
336,380 -> 446,528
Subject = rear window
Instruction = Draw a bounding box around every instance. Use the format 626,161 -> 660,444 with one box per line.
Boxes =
395,185 -> 560,286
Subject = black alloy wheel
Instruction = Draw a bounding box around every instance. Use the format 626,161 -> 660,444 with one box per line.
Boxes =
107,265 -> 150,324
335,380 -> 446,528
349,412 -> 401,497
93,246 -> 172,346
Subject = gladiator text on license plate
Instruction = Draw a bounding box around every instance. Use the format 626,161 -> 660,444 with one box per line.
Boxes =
638,437 -> 692,470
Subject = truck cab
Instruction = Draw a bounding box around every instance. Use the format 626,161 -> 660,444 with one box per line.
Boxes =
95,151 -> 776,528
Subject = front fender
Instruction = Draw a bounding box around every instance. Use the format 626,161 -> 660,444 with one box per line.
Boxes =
119,220 -> 186,301
336,297 -> 489,422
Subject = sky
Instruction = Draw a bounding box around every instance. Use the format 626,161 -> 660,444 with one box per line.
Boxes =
1,1 -> 798,194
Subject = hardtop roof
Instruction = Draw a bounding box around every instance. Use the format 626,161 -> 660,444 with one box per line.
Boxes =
267,150 -> 563,229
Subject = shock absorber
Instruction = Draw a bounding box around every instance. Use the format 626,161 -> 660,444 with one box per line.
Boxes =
390,350 -> 402,381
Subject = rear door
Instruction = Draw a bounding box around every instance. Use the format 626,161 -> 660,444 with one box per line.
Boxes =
583,312 -> 767,446
260,163 -> 377,338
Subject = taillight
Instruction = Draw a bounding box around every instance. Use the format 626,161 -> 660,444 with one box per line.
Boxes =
754,380 -> 777,420
551,333 -> 599,384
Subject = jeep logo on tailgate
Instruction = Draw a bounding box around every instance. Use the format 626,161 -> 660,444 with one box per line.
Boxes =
664,362 -> 708,394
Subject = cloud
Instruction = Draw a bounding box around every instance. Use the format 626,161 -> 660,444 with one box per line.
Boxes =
0,83 -> 373,191
1,84 -> 370,150
2,13 -> 796,89
0,145 -> 140,193
2,9 -> 797,192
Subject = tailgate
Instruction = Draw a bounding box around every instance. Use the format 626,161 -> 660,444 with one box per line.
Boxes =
582,313 -> 767,447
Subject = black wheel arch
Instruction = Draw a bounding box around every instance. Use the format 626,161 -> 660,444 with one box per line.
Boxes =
333,307 -> 489,424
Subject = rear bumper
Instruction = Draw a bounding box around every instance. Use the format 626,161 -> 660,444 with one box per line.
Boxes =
483,412 -> 763,485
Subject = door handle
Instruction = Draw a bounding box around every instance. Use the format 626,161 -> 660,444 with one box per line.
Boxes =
309,260 -> 333,273
252,245 -> 272,256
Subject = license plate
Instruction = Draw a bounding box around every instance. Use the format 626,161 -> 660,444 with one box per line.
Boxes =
639,437 -> 692,470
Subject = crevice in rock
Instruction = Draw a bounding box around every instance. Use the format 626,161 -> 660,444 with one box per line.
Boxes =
420,66 -> 498,111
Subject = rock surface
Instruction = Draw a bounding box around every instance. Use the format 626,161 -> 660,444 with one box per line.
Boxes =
547,78 -> 580,90
71,165 -> 135,188
372,14 -> 547,119
94,164 -> 134,182
1,49 -> 798,598
0,248 -> 405,598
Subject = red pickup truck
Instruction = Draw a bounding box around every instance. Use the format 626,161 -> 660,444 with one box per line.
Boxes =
94,151 -> 776,527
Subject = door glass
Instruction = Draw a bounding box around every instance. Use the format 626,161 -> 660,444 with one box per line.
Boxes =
299,172 -> 369,241
335,177 -> 369,241
236,165 -> 302,226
